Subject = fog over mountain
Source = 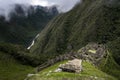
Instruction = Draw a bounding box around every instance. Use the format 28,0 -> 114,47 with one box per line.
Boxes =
0,0 -> 80,19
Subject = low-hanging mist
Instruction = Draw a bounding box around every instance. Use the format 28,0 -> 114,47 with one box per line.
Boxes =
0,0 -> 81,20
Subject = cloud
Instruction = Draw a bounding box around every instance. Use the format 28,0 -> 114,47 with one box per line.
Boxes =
0,0 -> 80,19
44,0 -> 80,12
31,0 -> 81,12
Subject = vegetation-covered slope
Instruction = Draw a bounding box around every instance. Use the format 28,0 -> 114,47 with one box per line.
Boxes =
0,43 -> 34,80
0,4 -> 58,46
27,60 -> 117,80
29,0 -> 120,79
30,0 -> 120,64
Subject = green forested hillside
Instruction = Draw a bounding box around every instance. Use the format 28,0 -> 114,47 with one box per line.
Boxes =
0,0 -> 120,80
30,0 -> 120,79
0,5 -> 58,80
31,0 -> 120,64
0,5 -> 58,46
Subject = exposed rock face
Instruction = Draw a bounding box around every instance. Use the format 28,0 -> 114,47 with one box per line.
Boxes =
59,59 -> 82,73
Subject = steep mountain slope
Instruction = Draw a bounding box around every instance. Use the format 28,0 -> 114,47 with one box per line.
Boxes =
0,4 -> 58,46
30,0 -> 120,79
31,0 -> 120,63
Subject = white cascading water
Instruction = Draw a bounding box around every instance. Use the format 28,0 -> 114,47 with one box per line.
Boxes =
27,34 -> 39,50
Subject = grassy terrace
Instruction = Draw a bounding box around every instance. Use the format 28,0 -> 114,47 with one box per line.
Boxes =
28,60 -> 117,80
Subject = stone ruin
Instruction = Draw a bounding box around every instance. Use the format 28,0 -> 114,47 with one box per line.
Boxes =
58,59 -> 82,73
36,43 -> 107,72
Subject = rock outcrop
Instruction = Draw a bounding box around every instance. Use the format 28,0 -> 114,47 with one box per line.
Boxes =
59,59 -> 82,73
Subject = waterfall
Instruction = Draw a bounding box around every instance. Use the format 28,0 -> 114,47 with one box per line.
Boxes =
27,34 -> 39,50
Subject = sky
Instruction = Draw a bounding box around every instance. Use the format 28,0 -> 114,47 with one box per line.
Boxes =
0,0 -> 80,17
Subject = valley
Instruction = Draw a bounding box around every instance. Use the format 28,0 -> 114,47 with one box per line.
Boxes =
0,0 -> 120,80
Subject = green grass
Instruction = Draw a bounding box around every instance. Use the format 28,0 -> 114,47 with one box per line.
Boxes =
28,60 -> 117,80
88,49 -> 96,54
0,51 -> 34,80
99,51 -> 120,80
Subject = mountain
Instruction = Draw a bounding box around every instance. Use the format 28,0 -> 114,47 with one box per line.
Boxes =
30,0 -> 120,63
0,0 -> 120,80
0,4 -> 58,46
30,0 -> 120,79
0,4 -> 58,80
